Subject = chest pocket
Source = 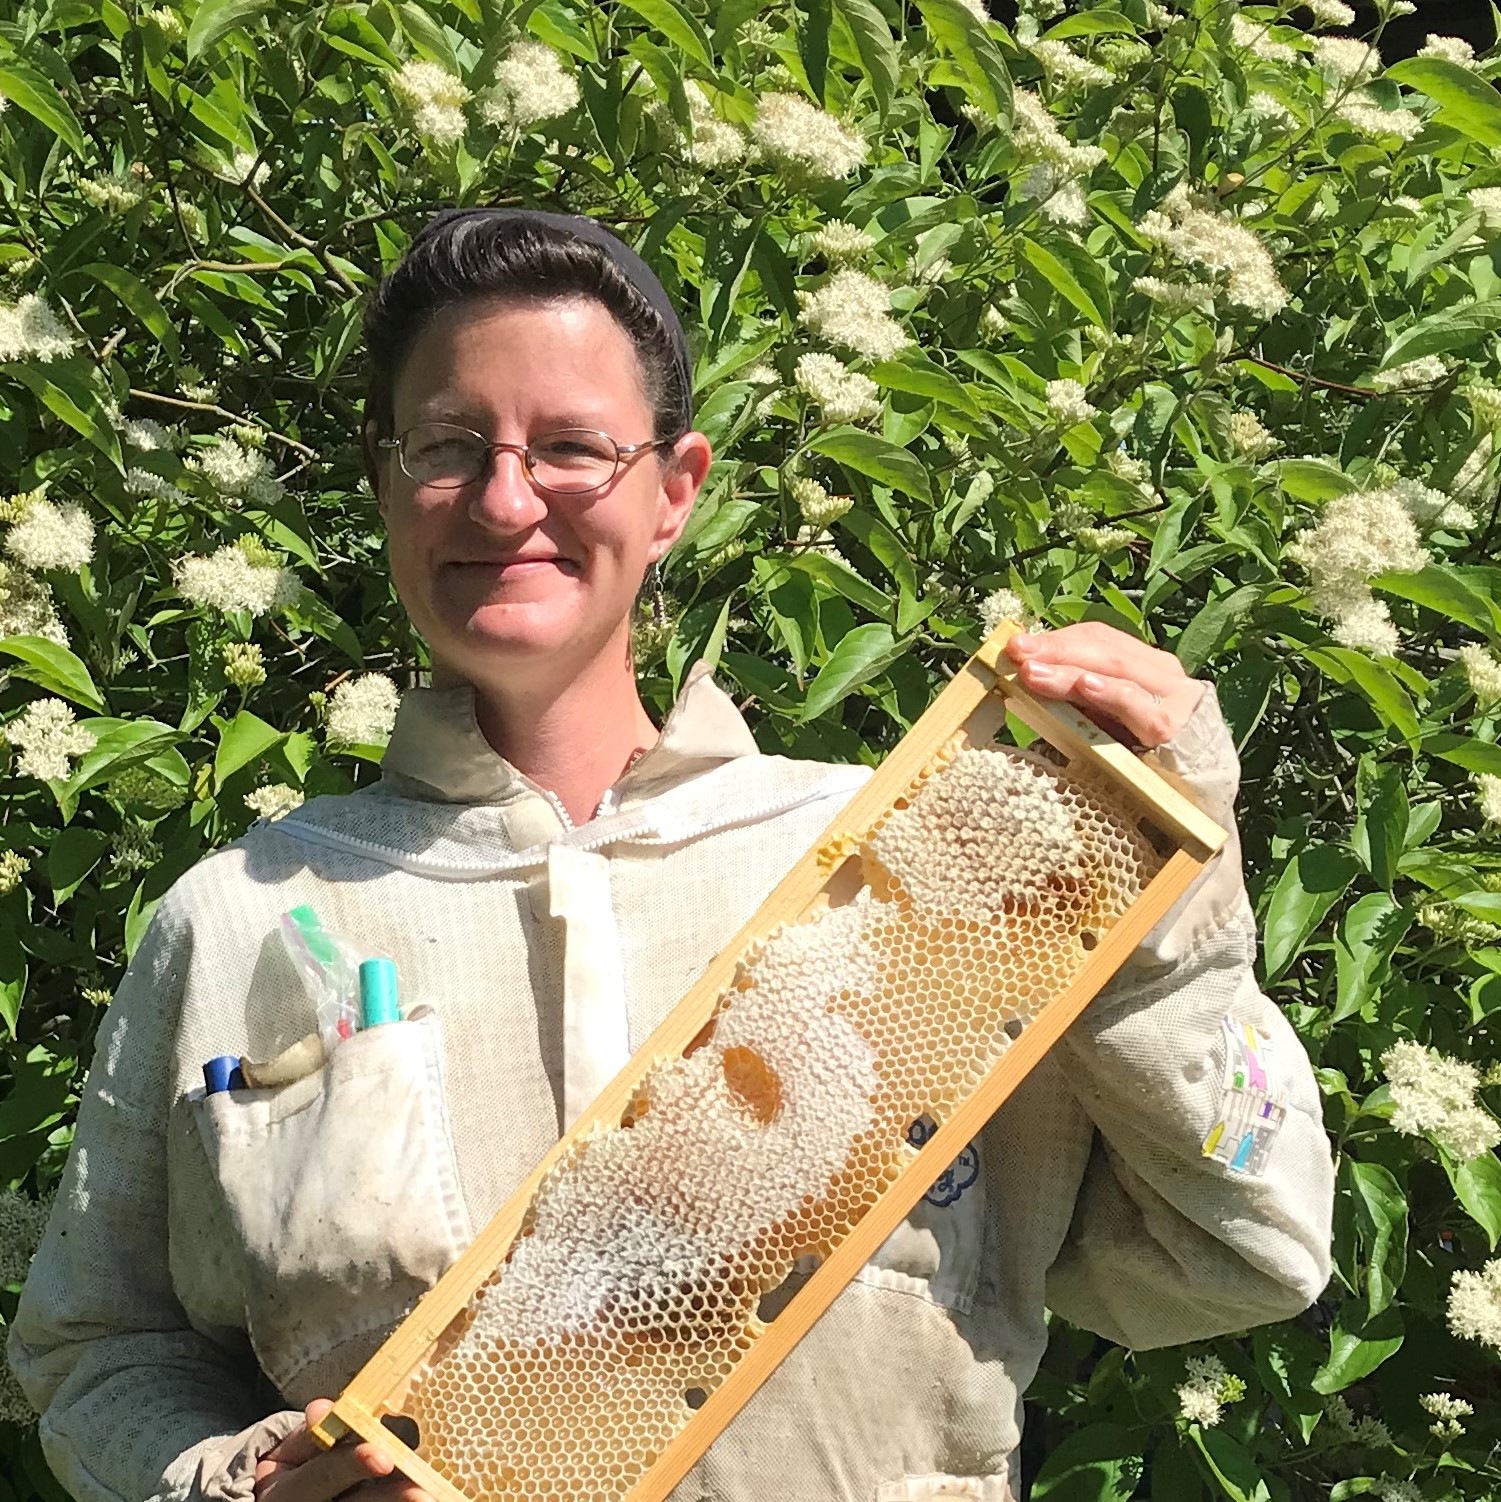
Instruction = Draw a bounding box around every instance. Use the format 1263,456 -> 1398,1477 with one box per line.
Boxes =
857,1133 -> 986,1314
188,1013 -> 472,1396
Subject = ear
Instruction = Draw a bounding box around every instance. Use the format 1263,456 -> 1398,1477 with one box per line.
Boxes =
653,430 -> 713,555
363,419 -> 389,516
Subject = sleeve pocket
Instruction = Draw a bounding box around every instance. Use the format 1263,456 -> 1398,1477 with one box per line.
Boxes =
190,1014 -> 471,1397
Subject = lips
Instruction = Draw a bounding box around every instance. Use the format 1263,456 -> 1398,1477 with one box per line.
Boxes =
446,556 -> 580,575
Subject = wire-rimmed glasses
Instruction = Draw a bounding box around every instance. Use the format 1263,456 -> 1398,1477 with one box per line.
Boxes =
377,422 -> 676,496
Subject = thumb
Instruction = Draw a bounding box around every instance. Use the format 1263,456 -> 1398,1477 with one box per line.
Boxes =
260,1400 -> 337,1467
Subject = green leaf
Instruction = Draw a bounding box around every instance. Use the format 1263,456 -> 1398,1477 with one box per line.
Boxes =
914,0 -> 1011,121
1333,893 -> 1410,1024
1312,1304 -> 1403,1394
1275,459 -> 1356,503
1031,1424 -> 1142,1502
838,507 -> 918,602
67,719 -> 183,800
0,57 -> 87,154
5,357 -> 124,469
798,0 -> 832,104
617,0 -> 713,67
1302,646 -> 1421,750
186,0 -> 273,57
213,710 -> 285,789
1426,733 -> 1501,777
1176,585 -> 1267,677
1374,564 -> 1497,636
1352,759 -> 1408,891
810,428 -> 934,503
801,622 -> 902,720
1189,1428 -> 1271,1502
1260,844 -> 1362,981
1345,1158 -> 1408,1317
46,826 -> 109,903
397,1 -> 461,70
835,0 -> 899,117
785,551 -> 895,622
322,6 -> 405,66
1447,1150 -> 1501,1250
1388,56 -> 1501,148
1021,237 -> 1109,330
1041,9 -> 1135,38
72,263 -> 179,361
1380,302 -> 1501,370
868,353 -> 982,417
0,636 -> 106,713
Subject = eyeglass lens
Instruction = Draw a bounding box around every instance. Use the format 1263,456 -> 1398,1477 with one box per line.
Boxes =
400,424 -> 620,492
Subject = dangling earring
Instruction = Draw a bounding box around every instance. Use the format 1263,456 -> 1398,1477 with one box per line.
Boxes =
646,559 -> 668,626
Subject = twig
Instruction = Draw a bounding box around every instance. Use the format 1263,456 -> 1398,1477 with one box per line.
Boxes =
1242,354 -> 1378,399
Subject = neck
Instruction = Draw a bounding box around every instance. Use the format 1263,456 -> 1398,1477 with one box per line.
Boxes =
443,639 -> 658,826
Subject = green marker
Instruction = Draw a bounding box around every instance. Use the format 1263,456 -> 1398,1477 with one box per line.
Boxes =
359,957 -> 402,1028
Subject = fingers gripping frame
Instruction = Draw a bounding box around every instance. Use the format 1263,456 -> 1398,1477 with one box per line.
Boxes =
311,622 -> 1226,1502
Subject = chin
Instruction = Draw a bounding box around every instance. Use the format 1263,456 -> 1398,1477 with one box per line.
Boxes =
442,601 -> 617,671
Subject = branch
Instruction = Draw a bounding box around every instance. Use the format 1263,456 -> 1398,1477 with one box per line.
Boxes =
1242,354 -> 1379,399
126,388 -> 320,459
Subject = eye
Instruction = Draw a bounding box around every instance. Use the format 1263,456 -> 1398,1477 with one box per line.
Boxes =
533,432 -> 615,466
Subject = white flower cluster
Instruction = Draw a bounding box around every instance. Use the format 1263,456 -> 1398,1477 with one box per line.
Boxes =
1230,16 -> 1297,66
0,849 -> 28,896
482,42 -> 580,132
1373,1479 -> 1421,1502
752,93 -> 866,180
1338,93 -> 1424,142
245,783 -> 304,820
1477,772 -> 1501,826
680,82 -> 747,168
1011,89 -> 1105,227
1447,1256 -> 1501,1349
1417,35 -> 1477,68
0,294 -> 75,363
1387,475 -> 1472,531
215,149 -> 268,188
1285,485 -> 1430,654
1176,1354 -> 1243,1427
1381,1039 -> 1501,1163
1045,378 -> 1096,426
1470,186 -> 1501,227
1315,36 -> 1379,82
1137,184 -> 1288,319
1466,383 -> 1501,427
0,1187 -> 51,1285
2,698 -> 96,782
1371,355 -> 1448,393
390,60 -> 470,143
1078,525 -> 1135,554
1133,274 -> 1215,311
980,306 -> 1008,341
794,352 -> 881,423
3,498 -> 94,573
806,220 -> 874,263
742,360 -> 781,418
125,468 -> 190,507
1053,498 -> 1095,532
789,477 -> 852,529
78,173 -> 145,213
1419,1391 -> 1472,1441
1460,643 -> 1501,707
1247,92 -> 1296,128
0,560 -> 67,645
121,417 -> 172,452
1229,411 -> 1279,460
798,270 -> 908,361
327,673 -> 401,747
188,435 -> 284,507
1030,40 -> 1112,89
174,542 -> 300,616
978,587 -> 1035,635
1307,0 -> 1355,24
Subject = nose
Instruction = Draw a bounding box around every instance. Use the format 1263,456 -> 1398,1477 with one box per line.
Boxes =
466,445 -> 549,533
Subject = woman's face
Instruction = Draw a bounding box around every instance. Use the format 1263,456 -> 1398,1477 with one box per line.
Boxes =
372,296 -> 708,692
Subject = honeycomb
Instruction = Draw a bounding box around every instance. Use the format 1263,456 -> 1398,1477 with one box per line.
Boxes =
400,739 -> 1162,1499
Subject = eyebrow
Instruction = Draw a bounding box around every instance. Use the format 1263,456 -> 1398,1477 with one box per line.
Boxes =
407,402 -> 634,433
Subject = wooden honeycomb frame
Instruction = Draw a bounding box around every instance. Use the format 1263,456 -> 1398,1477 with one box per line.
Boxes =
311,620 -> 1227,1500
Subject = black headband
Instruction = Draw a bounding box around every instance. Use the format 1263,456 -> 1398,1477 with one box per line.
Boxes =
411,207 -> 692,427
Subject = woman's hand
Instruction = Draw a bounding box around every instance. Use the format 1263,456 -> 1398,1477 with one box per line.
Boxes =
253,1400 -> 434,1502
1003,623 -> 1206,749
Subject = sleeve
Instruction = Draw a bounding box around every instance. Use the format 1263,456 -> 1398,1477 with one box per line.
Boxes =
1042,684 -> 1335,1349
6,895 -> 303,1502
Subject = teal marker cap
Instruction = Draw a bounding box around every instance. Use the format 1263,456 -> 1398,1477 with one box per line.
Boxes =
359,958 -> 401,1028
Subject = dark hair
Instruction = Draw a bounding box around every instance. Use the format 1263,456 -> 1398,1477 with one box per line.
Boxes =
361,213 -> 692,486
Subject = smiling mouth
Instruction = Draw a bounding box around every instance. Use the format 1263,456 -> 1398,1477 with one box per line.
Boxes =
448,558 -> 580,576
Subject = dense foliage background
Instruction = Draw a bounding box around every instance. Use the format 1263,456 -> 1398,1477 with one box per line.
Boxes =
2,0 -> 1501,1496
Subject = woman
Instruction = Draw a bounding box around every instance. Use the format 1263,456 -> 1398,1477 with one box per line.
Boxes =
11,209 -> 1334,1502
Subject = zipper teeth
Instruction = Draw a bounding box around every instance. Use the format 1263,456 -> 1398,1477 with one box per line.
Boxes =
272,783 -> 860,881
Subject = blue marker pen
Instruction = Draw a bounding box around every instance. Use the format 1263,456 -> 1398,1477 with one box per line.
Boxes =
203,1055 -> 243,1094
359,957 -> 402,1029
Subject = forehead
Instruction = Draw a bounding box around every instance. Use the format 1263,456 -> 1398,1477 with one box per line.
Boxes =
391,295 -> 650,424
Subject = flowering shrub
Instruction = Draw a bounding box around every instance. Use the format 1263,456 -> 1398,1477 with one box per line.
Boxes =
0,0 -> 1500,1496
